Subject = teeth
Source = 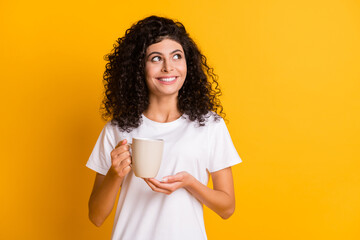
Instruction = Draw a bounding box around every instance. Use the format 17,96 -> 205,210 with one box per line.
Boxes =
158,77 -> 176,82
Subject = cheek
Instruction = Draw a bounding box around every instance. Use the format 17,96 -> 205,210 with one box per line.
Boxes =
145,64 -> 162,77
145,65 -> 152,77
180,62 -> 187,76
144,67 -> 152,86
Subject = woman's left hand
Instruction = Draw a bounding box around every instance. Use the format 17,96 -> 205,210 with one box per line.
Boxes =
144,171 -> 194,195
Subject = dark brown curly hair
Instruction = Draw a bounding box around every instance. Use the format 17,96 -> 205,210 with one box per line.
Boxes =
101,15 -> 224,132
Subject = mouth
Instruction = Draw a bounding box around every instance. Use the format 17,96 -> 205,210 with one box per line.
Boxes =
156,76 -> 177,84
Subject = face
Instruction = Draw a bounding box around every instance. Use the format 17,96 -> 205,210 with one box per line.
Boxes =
144,38 -> 187,99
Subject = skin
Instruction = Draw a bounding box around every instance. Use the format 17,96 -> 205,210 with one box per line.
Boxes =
88,38 -> 236,227
143,38 -> 187,122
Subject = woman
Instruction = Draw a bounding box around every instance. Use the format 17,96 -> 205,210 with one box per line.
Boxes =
87,15 -> 242,240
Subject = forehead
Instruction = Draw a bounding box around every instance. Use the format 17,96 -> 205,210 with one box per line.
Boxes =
146,39 -> 184,54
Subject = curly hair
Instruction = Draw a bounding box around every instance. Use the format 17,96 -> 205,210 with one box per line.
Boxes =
101,15 -> 225,132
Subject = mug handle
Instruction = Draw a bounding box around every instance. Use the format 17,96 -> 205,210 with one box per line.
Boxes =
126,143 -> 133,168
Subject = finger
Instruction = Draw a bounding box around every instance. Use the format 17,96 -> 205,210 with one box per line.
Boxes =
119,157 -> 131,169
150,178 -> 183,193
148,178 -> 174,190
111,145 -> 130,160
148,178 -> 162,185
161,176 -> 175,183
144,179 -> 171,194
121,165 -> 131,175
111,153 -> 131,171
117,150 -> 131,161
144,178 -> 155,188
144,178 -> 159,190
112,164 -> 131,178
115,139 -> 127,148
112,149 -> 130,162
161,174 -> 183,183
113,144 -> 130,155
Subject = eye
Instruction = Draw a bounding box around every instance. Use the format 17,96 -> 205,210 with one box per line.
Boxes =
151,56 -> 161,62
173,54 -> 182,60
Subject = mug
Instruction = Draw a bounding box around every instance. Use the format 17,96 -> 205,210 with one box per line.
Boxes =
130,137 -> 164,178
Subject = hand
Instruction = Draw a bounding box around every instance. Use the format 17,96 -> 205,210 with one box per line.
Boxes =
109,139 -> 132,178
144,171 -> 194,195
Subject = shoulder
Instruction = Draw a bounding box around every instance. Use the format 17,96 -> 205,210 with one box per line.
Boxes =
202,112 -> 230,139
101,120 -> 123,136
180,112 -> 225,129
203,112 -> 224,126
103,120 -> 116,131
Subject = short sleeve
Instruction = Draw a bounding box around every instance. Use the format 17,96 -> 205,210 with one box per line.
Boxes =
86,122 -> 116,175
207,118 -> 242,173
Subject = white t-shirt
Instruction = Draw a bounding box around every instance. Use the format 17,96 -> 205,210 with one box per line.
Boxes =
86,114 -> 242,240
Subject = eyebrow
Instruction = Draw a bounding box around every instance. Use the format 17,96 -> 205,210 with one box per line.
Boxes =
147,49 -> 183,58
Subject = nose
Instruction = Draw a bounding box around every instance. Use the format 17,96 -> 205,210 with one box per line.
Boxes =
161,59 -> 173,72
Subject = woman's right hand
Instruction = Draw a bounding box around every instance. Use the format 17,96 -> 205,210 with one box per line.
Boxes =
109,139 -> 132,178
88,139 -> 131,227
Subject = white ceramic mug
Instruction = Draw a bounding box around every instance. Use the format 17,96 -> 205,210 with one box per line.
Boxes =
130,137 -> 164,178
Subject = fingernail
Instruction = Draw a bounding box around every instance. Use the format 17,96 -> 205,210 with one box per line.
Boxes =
161,178 -> 168,182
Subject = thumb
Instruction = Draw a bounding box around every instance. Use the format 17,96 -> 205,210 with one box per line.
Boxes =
115,139 -> 127,148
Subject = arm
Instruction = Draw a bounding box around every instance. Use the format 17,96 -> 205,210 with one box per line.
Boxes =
88,140 -> 132,227
144,167 -> 236,219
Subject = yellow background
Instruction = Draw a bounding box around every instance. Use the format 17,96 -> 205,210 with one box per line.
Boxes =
1,0 -> 359,239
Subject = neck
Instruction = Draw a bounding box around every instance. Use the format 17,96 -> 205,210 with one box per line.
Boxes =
143,95 -> 182,123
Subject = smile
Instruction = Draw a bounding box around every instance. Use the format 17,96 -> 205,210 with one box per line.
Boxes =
157,77 -> 177,82
157,76 -> 177,83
